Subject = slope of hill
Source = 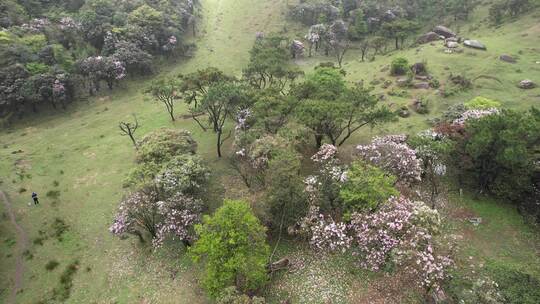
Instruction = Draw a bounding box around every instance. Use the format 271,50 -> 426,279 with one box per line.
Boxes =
0,0 -> 539,303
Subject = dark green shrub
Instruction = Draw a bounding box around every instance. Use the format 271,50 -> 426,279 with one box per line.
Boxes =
46,190 -> 61,199
45,260 -> 60,271
390,57 -> 409,76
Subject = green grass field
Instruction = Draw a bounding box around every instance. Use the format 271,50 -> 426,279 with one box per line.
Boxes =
1,0 -> 539,303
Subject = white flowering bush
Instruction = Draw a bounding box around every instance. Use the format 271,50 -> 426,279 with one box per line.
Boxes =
452,108 -> 499,126
356,135 -> 423,184
155,154 -> 210,196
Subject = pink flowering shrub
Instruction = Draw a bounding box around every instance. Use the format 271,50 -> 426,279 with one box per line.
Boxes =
297,206 -> 352,253
153,193 -> 203,247
110,190 -> 202,247
356,135 -> 423,184
350,196 -> 453,290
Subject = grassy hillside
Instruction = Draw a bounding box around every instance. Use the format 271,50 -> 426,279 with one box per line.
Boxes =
0,0 -> 539,303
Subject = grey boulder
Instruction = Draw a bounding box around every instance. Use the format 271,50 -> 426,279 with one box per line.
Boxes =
417,32 -> 442,44
433,25 -> 456,38
519,79 -> 536,89
464,40 -> 487,50
499,54 -> 516,63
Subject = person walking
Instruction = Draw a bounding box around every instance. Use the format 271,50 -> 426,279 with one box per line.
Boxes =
31,192 -> 39,205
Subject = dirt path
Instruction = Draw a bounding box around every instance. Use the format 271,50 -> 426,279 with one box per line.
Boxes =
1,190 -> 29,304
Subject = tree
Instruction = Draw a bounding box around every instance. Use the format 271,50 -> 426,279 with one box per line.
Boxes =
243,36 -> 303,93
178,67 -> 233,108
127,4 -> 164,31
326,20 -> 349,67
252,90 -> 297,134
348,10 -> 368,41
193,81 -> 251,157
190,200 -> 270,297
112,41 -> 153,74
296,81 -> 394,147
145,77 -> 181,121
457,109 -> 539,201
119,114 -> 139,149
339,161 -> 398,214
304,144 -> 348,217
382,18 -> 418,50
446,0 -> 478,21
265,148 -> 307,230
408,131 -> 453,208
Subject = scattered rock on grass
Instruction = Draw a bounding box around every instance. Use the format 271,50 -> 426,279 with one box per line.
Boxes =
433,25 -> 456,38
396,78 -> 409,87
464,40 -> 486,50
413,82 -> 430,89
518,79 -> 536,89
446,41 -> 459,48
417,31 -> 442,44
411,62 -> 427,75
499,54 -> 516,63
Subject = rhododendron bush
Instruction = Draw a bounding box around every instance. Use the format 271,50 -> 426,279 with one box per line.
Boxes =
297,194 -> 453,291
110,190 -> 203,247
155,154 -> 210,196
350,196 -> 452,290
356,135 -> 423,184
297,205 -> 352,252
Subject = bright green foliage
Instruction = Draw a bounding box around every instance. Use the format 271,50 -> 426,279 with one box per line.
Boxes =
390,57 -> 409,76
0,30 -> 15,44
464,96 -> 502,110
190,200 -> 270,297
128,4 -> 164,30
25,62 -> 49,75
340,161 -> 398,214
294,66 -> 346,100
20,34 -> 47,52
265,148 -> 307,229
51,44 -> 75,71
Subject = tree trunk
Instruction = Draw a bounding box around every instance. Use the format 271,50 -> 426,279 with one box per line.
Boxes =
315,134 -> 323,148
217,130 -> 223,157
129,133 -> 138,149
